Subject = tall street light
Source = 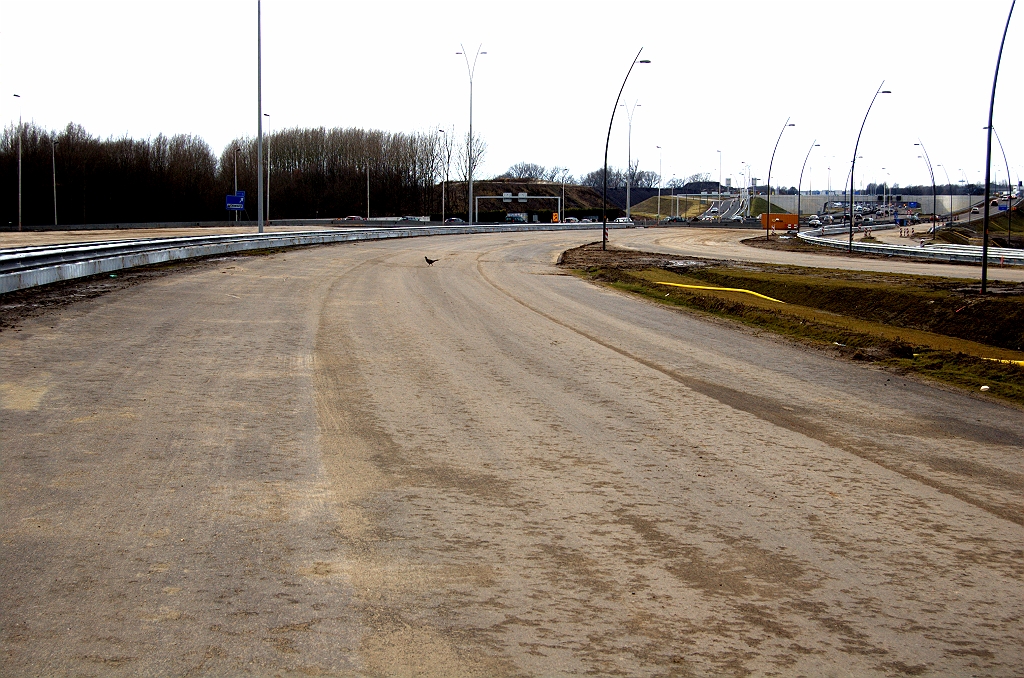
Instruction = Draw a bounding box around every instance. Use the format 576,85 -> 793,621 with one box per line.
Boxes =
619,100 -> 640,219
914,140 -> 936,234
984,125 -> 1013,246
937,163 -> 953,228
457,44 -> 486,226
765,118 -> 795,240
51,135 -> 58,226
848,82 -> 891,251
797,140 -> 819,231
437,129 -> 447,223
256,0 -> 264,234
657,145 -> 662,223
264,113 -> 271,228
14,93 -> 21,231
745,161 -> 753,218
717,149 -> 722,222
981,0 -> 1014,293
233,144 -> 239,223
602,49 -> 650,250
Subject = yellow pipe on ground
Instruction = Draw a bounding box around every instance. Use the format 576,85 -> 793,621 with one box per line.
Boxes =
655,281 -> 786,304
983,357 -> 1024,367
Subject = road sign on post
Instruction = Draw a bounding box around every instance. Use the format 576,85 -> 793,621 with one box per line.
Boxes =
226,191 -> 245,211
503,192 -> 512,203
518,192 -> 527,203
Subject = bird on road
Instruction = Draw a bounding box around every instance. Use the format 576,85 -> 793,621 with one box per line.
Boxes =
425,256 -> 439,266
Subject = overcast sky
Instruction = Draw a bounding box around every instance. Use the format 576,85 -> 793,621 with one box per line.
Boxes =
2,0 -> 1021,193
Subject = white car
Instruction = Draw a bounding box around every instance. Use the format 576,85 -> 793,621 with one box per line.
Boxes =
562,216 -> 579,223
729,215 -> 743,222
613,216 -> 633,223
808,218 -> 822,227
709,207 -> 719,213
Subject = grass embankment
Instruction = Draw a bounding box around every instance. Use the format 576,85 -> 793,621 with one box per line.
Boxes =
562,244 -> 1024,406
749,197 -> 788,215
631,195 -> 710,221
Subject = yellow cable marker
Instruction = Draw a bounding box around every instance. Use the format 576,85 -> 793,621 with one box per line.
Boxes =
655,281 -> 786,304
983,358 -> 1024,366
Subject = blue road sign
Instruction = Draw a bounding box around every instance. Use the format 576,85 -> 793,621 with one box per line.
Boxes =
226,193 -> 245,210
998,205 -> 1008,211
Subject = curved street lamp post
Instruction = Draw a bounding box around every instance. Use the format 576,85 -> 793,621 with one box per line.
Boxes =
797,140 -> 819,231
602,49 -> 650,250
765,119 -> 795,239
915,140 -> 936,234
848,82 -> 891,251
457,44 -> 486,226
981,0 -> 1015,293
619,101 -> 640,219
985,125 -> 1014,246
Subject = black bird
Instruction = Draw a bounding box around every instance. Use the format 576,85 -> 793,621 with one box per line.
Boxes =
425,256 -> 439,266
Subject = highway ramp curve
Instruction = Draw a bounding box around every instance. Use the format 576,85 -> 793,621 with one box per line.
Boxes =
2,230 -> 1022,676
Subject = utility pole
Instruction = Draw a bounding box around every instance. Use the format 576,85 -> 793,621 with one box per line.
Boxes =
14,94 -> 22,231
256,0 -> 264,234
52,136 -> 58,225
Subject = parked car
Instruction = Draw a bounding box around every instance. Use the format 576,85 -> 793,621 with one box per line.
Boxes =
862,216 -> 874,224
444,217 -> 465,224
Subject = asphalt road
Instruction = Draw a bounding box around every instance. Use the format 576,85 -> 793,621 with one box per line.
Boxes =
2,230 -> 1022,676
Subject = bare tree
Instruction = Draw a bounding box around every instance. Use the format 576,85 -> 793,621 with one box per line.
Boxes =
501,162 -> 546,180
456,132 -> 487,184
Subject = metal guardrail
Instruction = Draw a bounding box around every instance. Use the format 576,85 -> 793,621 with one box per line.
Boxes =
0,222 -> 632,294
797,226 -> 1024,266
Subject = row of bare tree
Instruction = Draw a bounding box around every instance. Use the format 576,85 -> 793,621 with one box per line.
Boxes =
0,122 -> 486,226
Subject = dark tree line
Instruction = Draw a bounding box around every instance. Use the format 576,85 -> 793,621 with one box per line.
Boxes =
1,122 -> 474,227
1,122 -> 219,227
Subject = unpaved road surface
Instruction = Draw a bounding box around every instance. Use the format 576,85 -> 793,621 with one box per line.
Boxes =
2,231 -> 1022,676
617,227 -> 1024,283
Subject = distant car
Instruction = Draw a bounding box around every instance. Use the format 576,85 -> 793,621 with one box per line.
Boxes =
562,216 -> 579,223
862,216 -> 874,224
660,216 -> 685,223
822,215 -> 834,224
700,216 -> 714,221
343,215 -> 363,220
612,216 -> 633,223
971,207 -> 980,214
709,207 -> 719,213
505,214 -> 527,223
729,215 -> 744,222
580,218 -> 594,223
444,217 -> 465,224
807,218 -> 822,227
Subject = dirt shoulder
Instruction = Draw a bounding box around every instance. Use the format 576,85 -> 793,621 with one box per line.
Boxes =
561,242 -> 1024,407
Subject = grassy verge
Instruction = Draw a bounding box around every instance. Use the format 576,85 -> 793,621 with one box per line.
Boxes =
630,195 -> 710,220
562,244 -> 1024,407
749,197 -> 788,214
